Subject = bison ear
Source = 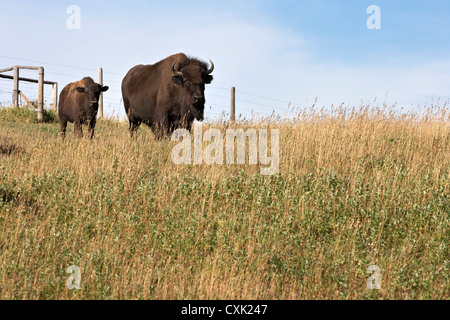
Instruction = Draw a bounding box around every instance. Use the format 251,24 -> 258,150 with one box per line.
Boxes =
101,86 -> 109,92
204,75 -> 213,84
172,76 -> 183,86
76,87 -> 85,93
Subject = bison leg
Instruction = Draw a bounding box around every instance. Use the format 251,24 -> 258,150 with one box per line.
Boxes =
88,118 -> 96,140
126,106 -> 140,139
153,123 -> 168,139
130,121 -> 140,138
74,121 -> 83,138
153,113 -> 170,139
60,120 -> 67,140
185,121 -> 192,132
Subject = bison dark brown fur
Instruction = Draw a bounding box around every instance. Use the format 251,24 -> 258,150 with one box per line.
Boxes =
58,77 -> 108,139
121,53 -> 214,138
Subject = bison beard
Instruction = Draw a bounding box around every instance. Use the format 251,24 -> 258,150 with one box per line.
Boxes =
121,53 -> 214,138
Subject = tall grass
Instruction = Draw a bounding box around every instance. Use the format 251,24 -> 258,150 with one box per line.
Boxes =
0,105 -> 58,124
0,103 -> 448,299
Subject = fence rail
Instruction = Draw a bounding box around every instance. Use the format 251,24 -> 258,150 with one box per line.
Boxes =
0,74 -> 56,86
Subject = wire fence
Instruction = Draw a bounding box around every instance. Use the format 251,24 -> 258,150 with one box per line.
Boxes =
0,54 -> 301,119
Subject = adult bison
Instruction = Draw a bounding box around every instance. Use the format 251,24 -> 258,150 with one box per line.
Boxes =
121,53 -> 214,138
58,77 -> 109,139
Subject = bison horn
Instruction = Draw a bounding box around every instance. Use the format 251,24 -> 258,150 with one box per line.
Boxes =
171,61 -> 183,77
207,59 -> 214,74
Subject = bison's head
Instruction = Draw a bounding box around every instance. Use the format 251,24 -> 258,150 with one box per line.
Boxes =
76,83 -> 109,110
171,59 -> 214,122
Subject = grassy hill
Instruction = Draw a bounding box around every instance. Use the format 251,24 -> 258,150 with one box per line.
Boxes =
0,105 -> 448,299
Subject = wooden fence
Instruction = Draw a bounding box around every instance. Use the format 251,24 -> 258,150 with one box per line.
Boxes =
0,66 -> 57,122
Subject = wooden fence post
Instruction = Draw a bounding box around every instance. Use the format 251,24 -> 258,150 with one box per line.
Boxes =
37,67 -> 44,122
52,83 -> 58,112
98,67 -> 103,118
13,66 -> 19,107
230,86 -> 235,123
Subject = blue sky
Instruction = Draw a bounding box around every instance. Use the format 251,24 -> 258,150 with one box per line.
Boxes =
0,0 -> 449,119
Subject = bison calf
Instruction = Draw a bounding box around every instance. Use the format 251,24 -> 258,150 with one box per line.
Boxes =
58,77 -> 109,139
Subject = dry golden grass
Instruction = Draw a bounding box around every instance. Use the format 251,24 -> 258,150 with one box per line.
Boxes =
0,103 -> 448,299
